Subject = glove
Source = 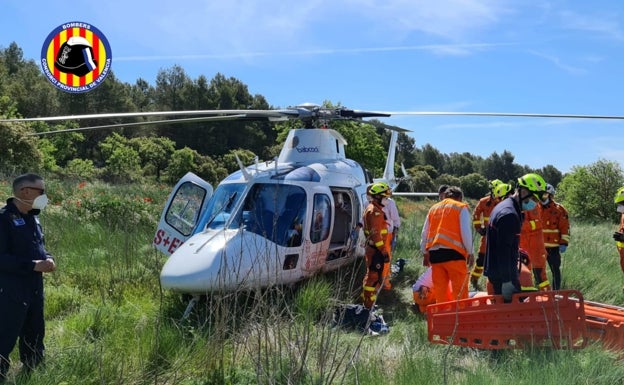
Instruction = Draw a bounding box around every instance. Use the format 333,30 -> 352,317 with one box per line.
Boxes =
370,249 -> 386,272
478,228 -> 486,236
501,281 -> 516,302
467,254 -> 475,270
613,232 -> 624,242
559,244 -> 567,253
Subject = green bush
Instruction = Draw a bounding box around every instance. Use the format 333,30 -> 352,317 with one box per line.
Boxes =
64,158 -> 97,180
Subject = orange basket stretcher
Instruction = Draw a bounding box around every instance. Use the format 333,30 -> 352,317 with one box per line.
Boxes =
575,298 -> 624,350
427,290 -> 588,350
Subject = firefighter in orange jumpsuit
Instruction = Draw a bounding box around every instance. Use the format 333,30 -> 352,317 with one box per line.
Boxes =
612,187 -> 624,274
420,186 -> 474,304
520,194 -> 550,291
470,179 -> 502,290
361,182 -> 391,309
541,184 -> 570,290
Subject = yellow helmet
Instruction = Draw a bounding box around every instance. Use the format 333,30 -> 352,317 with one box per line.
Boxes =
614,186 -> 624,204
489,179 -> 503,191
494,183 -> 513,199
369,182 -> 391,197
517,173 -> 547,199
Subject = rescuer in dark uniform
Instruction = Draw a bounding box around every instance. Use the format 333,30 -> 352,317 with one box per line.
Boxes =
0,173 -> 56,380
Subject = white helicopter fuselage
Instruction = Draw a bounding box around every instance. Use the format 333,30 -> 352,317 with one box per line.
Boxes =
155,128 -> 377,293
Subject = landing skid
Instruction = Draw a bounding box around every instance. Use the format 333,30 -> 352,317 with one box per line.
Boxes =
182,295 -> 200,320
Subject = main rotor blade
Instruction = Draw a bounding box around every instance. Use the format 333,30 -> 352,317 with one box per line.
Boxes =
6,108 -> 624,131
381,111 -> 624,120
1,109 -> 291,123
29,115 -> 247,136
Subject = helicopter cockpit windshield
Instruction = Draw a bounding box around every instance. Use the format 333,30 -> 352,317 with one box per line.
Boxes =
201,183 -> 307,248
202,183 -> 247,230
240,184 -> 307,247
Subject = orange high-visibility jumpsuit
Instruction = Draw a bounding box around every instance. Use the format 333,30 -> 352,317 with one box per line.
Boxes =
361,200 -> 389,308
471,195 -> 500,285
421,198 -> 473,304
520,204 -> 550,290
541,199 -> 570,290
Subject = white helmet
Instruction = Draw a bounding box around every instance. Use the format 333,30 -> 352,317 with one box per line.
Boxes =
546,183 -> 556,196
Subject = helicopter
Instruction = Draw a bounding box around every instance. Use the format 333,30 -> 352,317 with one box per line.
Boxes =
152,105 -> 407,307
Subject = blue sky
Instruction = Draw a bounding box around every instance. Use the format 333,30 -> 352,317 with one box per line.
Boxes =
2,0 -> 624,174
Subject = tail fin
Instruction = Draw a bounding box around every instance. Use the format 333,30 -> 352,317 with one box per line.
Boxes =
377,130 -> 399,190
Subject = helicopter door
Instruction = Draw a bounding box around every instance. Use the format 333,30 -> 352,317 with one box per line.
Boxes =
328,189 -> 357,260
303,190 -> 332,272
153,172 -> 213,256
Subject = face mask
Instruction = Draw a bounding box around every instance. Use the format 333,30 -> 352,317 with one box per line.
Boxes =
617,205 -> 624,214
522,198 -> 537,211
31,194 -> 49,210
381,197 -> 389,206
541,198 -> 550,206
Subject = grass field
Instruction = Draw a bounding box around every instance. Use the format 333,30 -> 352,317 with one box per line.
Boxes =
2,180 -> 624,385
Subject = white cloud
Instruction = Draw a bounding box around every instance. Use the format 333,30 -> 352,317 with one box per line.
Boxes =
558,10 -> 624,41
529,50 -> 586,75
84,0 -> 518,58
343,0 -> 510,40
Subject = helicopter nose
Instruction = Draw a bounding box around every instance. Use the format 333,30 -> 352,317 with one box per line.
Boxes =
159,232 -> 226,292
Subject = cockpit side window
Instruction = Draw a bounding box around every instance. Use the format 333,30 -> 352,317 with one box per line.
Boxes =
165,182 -> 207,236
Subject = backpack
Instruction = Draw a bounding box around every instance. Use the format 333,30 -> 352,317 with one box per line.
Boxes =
332,304 -> 389,335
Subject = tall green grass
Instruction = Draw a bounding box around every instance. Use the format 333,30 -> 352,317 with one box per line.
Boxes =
1,184 -> 624,384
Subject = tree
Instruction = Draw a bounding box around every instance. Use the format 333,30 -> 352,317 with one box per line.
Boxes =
459,173 -> 489,199
164,147 -> 201,183
421,144 -> 446,173
481,150 -> 520,183
2,42 -> 23,75
537,164 -> 563,188
445,152 -> 478,176
99,133 -> 141,182
154,65 -> 191,111
196,155 -> 229,185
221,149 -> 258,174
411,164 -> 439,180
0,97 -> 42,173
129,136 -> 176,181
333,120 -> 385,177
558,159 -> 624,222
403,170 -> 435,193
6,61 -> 61,118
33,121 -> 85,168
435,174 -> 461,190
37,138 -> 60,172
64,159 -> 97,180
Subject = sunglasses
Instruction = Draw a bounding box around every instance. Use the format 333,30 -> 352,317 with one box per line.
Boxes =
22,186 -> 45,195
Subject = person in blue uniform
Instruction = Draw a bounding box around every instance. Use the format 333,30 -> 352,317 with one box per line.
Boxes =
0,173 -> 56,380
484,173 -> 547,302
